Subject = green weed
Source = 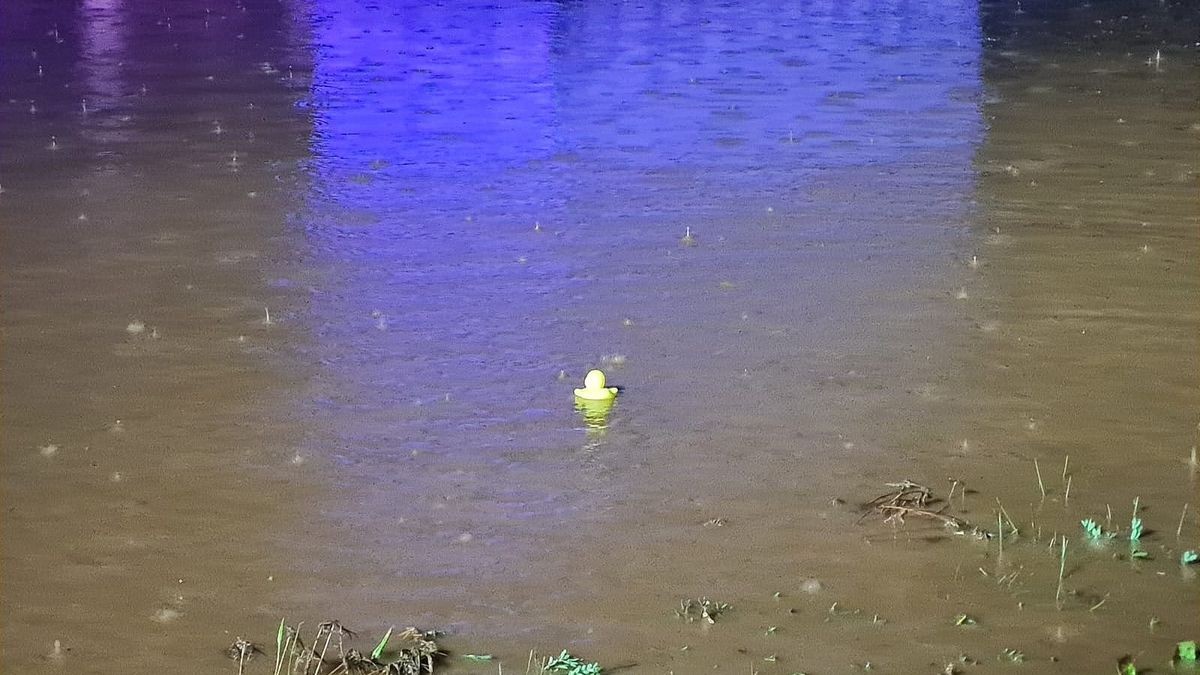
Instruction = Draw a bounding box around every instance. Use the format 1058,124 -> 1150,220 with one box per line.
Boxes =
1081,518 -> 1115,541
546,649 -> 602,675
1176,641 -> 1197,665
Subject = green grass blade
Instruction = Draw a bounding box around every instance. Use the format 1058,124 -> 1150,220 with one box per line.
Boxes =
274,617 -> 288,674
370,626 -> 394,661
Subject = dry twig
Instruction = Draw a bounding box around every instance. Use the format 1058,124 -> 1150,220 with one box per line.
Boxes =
860,480 -> 969,530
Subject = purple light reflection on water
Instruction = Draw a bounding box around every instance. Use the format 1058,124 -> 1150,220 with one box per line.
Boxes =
295,0 -> 983,591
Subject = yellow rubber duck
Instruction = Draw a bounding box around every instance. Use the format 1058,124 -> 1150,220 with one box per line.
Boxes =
574,369 -> 618,401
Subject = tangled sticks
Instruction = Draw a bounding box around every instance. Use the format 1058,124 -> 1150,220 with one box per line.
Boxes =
860,481 -> 969,531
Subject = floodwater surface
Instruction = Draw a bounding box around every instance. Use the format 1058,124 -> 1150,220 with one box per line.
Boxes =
2,1 -> 1198,673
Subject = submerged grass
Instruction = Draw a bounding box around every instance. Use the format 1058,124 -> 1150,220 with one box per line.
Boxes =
255,621 -> 439,675
237,622 -> 608,675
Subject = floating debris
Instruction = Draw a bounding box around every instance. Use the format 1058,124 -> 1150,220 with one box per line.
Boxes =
675,597 -> 731,624
860,480 -> 968,531
226,638 -> 262,675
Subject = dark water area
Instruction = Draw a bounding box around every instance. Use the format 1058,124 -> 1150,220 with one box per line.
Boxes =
2,1 -> 1197,673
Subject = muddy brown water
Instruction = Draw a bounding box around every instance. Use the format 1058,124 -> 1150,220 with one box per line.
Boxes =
2,1 -> 1198,673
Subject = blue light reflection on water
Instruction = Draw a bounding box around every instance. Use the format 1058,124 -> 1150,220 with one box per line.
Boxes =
297,0 -> 982,583
304,1 -> 982,214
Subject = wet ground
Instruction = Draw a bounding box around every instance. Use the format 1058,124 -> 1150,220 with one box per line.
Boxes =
2,0 -> 1198,673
